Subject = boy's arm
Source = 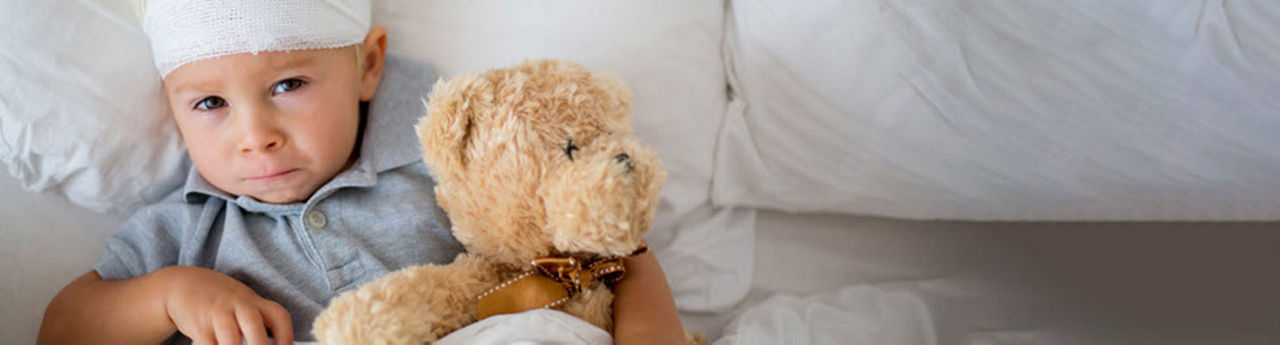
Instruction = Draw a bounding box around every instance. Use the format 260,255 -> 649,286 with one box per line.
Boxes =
612,250 -> 688,345
39,266 -> 294,345
38,270 -> 178,344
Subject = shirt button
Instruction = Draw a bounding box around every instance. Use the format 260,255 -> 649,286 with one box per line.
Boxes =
306,210 -> 328,229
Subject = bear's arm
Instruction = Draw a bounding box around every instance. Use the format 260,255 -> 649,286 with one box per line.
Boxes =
312,253 -> 500,344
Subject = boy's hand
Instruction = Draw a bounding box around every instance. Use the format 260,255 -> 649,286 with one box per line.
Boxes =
159,266 -> 294,345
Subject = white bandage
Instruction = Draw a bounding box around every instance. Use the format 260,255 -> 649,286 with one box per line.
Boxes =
142,0 -> 371,78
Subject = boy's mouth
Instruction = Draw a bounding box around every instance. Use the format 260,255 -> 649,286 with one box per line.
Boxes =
248,168 -> 299,182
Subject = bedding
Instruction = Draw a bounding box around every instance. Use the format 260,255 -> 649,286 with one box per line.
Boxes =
8,1 -> 1280,344
435,309 -> 612,345
714,285 -> 936,345
6,174 -> 1280,344
292,310 -> 610,345
712,0 -> 1280,220
0,0 -> 186,213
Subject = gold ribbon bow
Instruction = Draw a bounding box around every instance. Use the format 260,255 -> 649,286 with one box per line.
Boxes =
476,246 -> 648,320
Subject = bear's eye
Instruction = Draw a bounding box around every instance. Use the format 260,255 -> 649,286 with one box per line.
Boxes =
564,139 -> 580,161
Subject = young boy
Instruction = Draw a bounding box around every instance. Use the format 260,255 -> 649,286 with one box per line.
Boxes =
37,1 -> 685,344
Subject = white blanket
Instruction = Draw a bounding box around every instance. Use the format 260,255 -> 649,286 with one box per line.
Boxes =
296,286 -> 936,345
715,285 -> 935,345
287,310 -> 610,345
437,310 -> 612,345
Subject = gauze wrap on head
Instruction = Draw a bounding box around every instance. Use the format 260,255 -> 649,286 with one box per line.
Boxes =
143,0 -> 372,78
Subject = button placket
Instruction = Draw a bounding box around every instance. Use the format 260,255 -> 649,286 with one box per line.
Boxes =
287,214 -> 325,271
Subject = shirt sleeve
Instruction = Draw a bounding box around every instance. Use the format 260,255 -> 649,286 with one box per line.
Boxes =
92,197 -> 202,281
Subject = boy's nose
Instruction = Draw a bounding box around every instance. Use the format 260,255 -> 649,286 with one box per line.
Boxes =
242,138 -> 283,153
236,109 -> 286,154
240,129 -> 285,154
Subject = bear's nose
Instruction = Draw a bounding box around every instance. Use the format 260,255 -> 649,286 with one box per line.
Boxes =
614,153 -> 634,172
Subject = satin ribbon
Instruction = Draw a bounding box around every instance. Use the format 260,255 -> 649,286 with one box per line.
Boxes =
476,246 -> 648,320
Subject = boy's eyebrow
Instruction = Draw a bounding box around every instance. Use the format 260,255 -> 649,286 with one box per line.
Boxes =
168,80 -> 219,97
165,52 -> 323,96
275,54 -> 320,72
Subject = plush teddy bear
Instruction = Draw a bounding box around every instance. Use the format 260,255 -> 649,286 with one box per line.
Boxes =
311,59 -> 667,343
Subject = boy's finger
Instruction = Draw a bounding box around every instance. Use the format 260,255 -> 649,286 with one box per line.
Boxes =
236,306 -> 270,345
260,300 -> 294,345
213,312 -> 243,345
189,327 -> 217,345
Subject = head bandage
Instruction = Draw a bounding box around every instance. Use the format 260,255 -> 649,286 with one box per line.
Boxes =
142,0 -> 372,78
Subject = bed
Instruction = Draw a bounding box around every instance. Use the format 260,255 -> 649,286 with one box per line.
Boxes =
3,0 -> 1279,344
5,164 -> 1280,344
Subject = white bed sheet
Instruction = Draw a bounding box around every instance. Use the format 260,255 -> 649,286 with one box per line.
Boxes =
685,211 -> 1280,344
0,167 -> 124,342
5,170 -> 1279,344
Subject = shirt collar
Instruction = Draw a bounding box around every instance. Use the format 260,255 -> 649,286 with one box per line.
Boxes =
181,54 -> 437,210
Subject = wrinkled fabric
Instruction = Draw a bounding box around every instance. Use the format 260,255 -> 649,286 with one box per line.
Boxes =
1,0 -> 185,214
714,0 -> 1280,220
437,309 -> 612,345
715,285 -> 936,345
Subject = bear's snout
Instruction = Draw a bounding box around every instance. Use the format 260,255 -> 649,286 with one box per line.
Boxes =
541,138 -> 664,257
614,153 -> 634,173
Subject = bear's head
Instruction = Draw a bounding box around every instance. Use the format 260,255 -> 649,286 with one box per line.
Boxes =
417,60 -> 665,268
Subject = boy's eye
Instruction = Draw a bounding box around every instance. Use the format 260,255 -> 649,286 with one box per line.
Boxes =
272,79 -> 305,95
195,96 -> 226,111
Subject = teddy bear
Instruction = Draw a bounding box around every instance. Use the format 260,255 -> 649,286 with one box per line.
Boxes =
311,59 -> 668,343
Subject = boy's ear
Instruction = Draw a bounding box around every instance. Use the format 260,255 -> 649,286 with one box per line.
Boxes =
418,75 -> 486,180
359,26 -> 388,101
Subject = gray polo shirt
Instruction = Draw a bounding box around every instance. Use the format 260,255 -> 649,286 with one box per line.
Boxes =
93,55 -> 465,343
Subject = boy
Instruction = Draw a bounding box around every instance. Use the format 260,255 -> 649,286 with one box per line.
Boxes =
37,0 -> 685,344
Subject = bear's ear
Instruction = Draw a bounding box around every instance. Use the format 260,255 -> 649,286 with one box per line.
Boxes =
418,75 -> 485,179
592,72 -> 633,125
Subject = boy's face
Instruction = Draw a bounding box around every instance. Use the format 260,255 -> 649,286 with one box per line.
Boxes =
162,36 -> 383,204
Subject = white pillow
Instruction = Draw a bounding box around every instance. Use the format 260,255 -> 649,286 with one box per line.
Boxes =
713,0 -> 1280,220
0,0 -> 187,214
375,0 -> 755,312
